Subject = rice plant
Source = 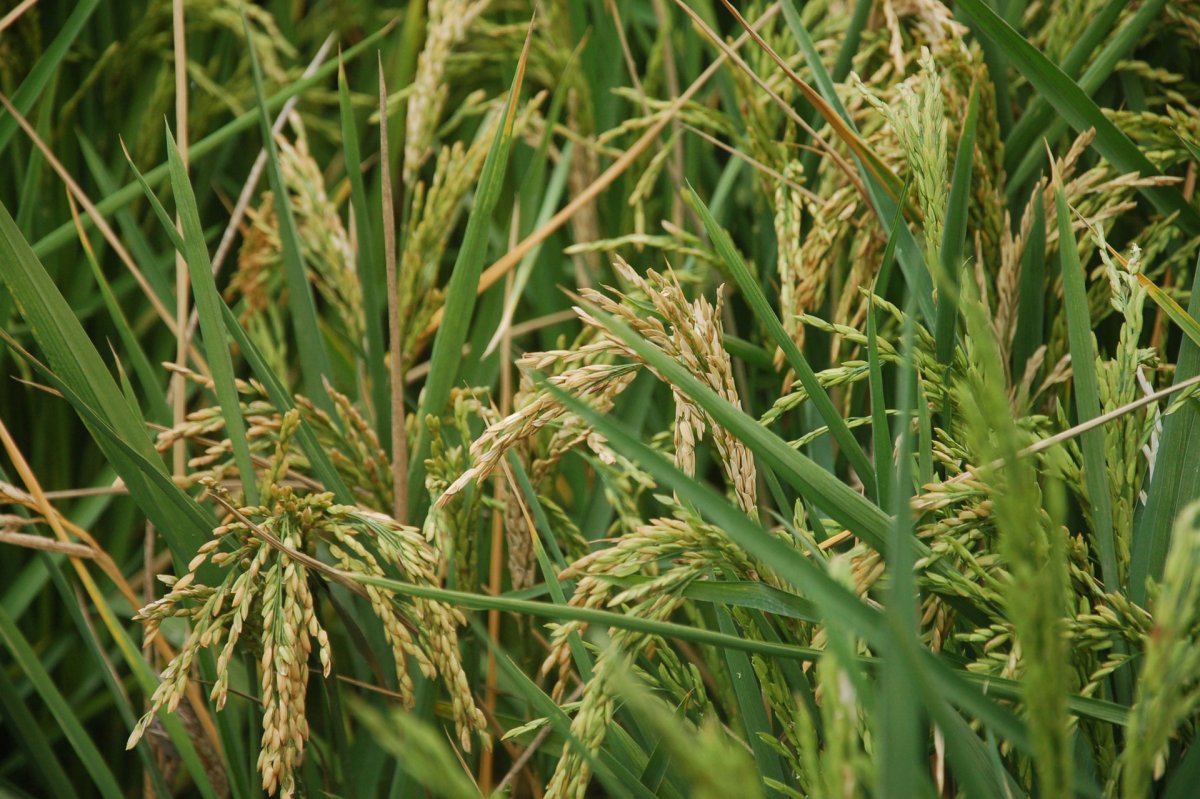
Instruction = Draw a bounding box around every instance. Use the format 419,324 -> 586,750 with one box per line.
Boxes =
3,1 -> 1200,797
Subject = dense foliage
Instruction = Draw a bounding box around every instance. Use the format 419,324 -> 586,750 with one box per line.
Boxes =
4,1 -> 1200,796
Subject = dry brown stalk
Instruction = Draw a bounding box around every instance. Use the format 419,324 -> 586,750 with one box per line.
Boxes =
0,0 -> 39,34
171,0 -> 190,481
481,231 -> 520,794
379,56 -> 409,523
0,529 -> 95,558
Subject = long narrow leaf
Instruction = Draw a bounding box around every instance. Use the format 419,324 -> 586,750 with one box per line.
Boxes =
867,298 -> 891,509
163,128 -> 259,504
1131,257 -> 1200,601
1054,181 -> 1119,593
242,11 -> 336,414
1138,274 -> 1200,349
407,26 -> 531,514
338,56 -> 387,436
714,607 -> 789,792
1012,191 -> 1046,379
607,577 -> 818,622
935,87 -> 980,367
880,303 -> 928,795
0,334 -> 217,546
0,665 -> 75,799
0,201 -> 210,561
689,184 -> 876,489
336,553 -> 1122,725
0,605 -> 124,799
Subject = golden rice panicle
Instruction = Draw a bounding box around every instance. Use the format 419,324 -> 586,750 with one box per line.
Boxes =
773,162 -> 815,355
437,255 -> 758,518
342,509 -> 488,749
129,482 -> 489,796
853,47 -> 948,269
324,524 -> 427,704
676,286 -> 757,516
540,510 -> 774,797
127,529 -> 229,748
404,0 -> 490,186
436,362 -> 638,506
601,258 -> 757,514
257,556 -> 305,798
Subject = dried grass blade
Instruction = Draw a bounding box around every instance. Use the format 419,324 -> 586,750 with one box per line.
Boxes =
0,0 -> 39,34
378,58 -> 408,523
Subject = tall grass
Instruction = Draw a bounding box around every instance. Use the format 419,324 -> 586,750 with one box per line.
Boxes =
3,1 -> 1200,796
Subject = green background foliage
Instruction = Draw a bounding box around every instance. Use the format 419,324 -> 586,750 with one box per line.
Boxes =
3,0 -> 1200,796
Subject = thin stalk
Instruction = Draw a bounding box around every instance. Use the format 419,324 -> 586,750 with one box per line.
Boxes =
380,57 -> 408,524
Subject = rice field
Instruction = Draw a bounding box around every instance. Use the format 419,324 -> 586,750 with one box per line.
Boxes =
3,0 -> 1200,796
